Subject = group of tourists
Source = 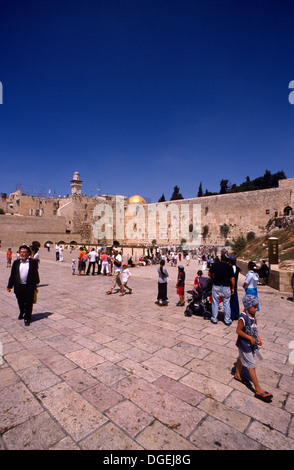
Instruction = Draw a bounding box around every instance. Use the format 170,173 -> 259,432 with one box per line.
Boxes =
70,246 -> 123,277
70,246 -> 133,296
155,249 -> 264,320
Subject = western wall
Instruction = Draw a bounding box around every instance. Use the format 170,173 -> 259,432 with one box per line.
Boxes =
0,173 -> 293,251
112,178 -> 294,247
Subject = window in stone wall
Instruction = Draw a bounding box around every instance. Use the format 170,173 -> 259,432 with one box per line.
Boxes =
284,206 -> 292,216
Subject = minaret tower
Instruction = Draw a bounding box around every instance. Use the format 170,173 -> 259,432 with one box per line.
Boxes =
70,171 -> 83,195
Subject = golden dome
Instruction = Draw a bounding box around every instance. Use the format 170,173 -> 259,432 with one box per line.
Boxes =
129,194 -> 146,204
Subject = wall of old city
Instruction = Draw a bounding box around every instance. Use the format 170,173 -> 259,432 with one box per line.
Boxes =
0,214 -> 72,248
119,178 -> 294,247
1,178 -> 294,250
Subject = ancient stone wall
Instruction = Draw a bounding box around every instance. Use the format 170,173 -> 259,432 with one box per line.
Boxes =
0,214 -> 70,247
1,178 -> 294,249
119,179 -> 294,247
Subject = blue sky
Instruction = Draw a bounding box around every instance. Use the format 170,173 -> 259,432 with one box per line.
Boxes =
1,0 -> 294,202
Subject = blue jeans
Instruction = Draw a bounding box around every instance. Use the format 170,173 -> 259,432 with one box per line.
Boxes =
211,285 -> 232,324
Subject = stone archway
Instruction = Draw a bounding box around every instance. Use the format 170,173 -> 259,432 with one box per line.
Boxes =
284,206 -> 293,216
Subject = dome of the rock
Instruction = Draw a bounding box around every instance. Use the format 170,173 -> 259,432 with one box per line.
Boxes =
129,195 -> 146,204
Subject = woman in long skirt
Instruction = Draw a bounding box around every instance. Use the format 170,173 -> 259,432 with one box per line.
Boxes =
229,256 -> 241,320
156,260 -> 169,306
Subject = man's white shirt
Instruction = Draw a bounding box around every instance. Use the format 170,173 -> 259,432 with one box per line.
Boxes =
19,260 -> 29,284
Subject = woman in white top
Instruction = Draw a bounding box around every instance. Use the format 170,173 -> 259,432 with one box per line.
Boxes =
243,261 -> 260,310
156,260 -> 169,306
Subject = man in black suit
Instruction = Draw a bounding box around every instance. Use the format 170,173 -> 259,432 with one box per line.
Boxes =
7,245 -> 40,326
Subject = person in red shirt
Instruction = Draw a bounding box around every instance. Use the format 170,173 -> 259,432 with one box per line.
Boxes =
176,265 -> 185,306
6,248 -> 12,268
193,270 -> 203,290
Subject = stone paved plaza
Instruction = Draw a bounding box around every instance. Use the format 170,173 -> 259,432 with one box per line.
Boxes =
0,248 -> 294,451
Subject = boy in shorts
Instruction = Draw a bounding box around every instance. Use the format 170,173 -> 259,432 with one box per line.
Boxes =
234,294 -> 273,402
119,262 -> 132,296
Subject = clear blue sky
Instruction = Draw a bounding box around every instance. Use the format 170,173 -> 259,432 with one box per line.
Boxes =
1,0 -> 294,202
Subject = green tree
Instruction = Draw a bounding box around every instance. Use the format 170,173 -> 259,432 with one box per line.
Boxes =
231,235 -> 247,255
158,193 -> 166,202
220,179 -> 230,194
197,181 -> 203,197
246,231 -> 255,242
170,186 -> 184,200
261,169 -> 272,189
220,223 -> 230,238
202,225 -> 209,240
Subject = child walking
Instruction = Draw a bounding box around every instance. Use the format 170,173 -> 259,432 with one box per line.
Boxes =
6,248 -> 12,268
120,262 -> 132,296
234,294 -> 273,402
176,265 -> 185,306
72,259 -> 76,275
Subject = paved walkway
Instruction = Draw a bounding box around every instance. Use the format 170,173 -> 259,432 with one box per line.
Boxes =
0,248 -> 294,450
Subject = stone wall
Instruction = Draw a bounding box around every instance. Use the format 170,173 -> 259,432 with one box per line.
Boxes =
119,179 -> 294,247
0,214 -> 75,247
1,178 -> 294,259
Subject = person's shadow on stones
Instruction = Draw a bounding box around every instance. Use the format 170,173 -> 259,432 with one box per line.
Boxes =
31,312 -> 53,323
231,362 -> 255,392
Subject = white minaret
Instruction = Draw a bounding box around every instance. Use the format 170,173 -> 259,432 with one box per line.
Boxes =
70,171 -> 83,195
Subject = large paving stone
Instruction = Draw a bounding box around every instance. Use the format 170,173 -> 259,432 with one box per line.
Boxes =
0,248 -> 293,450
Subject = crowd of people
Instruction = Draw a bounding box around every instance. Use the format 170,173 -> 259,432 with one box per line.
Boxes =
5,242 -> 278,402
153,249 -> 274,402
68,246 -> 133,296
